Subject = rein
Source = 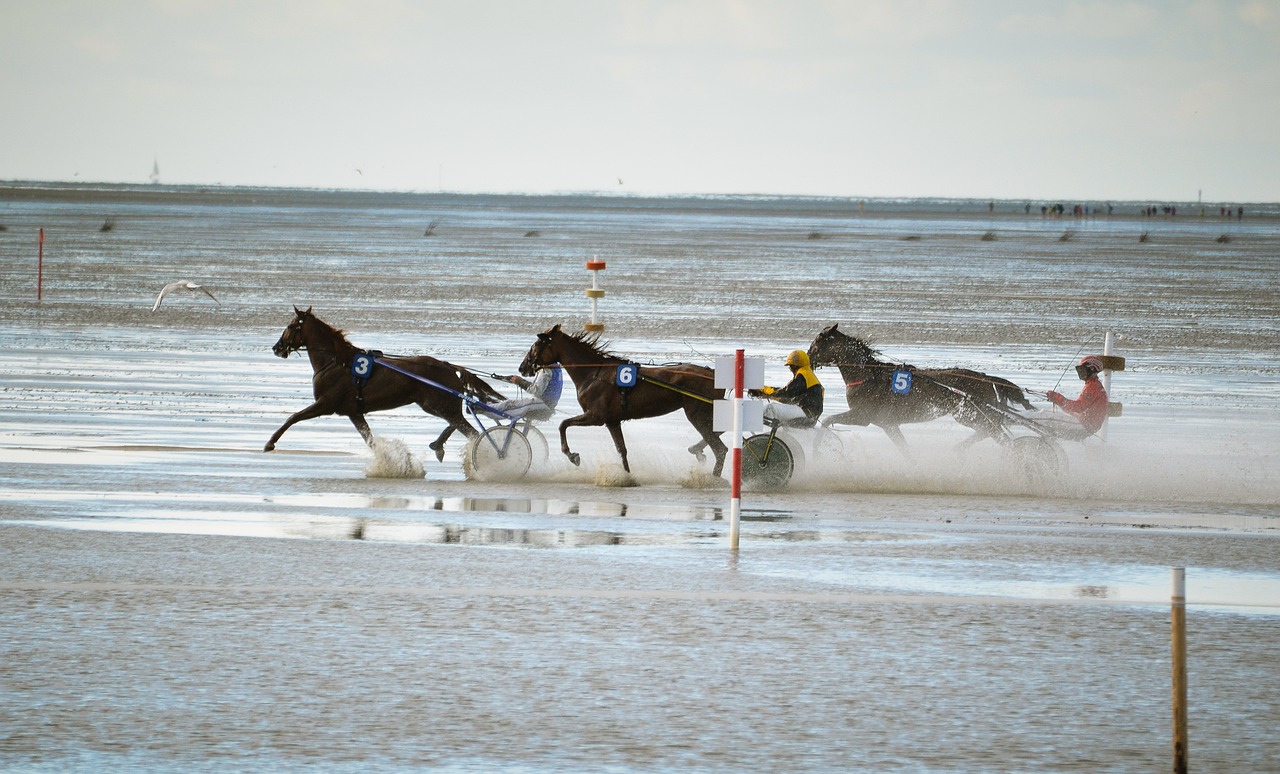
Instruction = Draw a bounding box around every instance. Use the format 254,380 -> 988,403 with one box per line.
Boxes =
639,374 -> 715,404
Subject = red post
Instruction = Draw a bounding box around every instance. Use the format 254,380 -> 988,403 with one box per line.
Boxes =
732,349 -> 743,499
37,228 -> 44,301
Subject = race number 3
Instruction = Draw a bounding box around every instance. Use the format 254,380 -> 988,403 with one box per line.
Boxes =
891,369 -> 912,395
351,353 -> 375,379
616,363 -> 639,387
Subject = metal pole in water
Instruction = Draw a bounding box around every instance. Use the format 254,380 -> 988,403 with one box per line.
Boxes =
1172,567 -> 1188,774
729,349 -> 743,551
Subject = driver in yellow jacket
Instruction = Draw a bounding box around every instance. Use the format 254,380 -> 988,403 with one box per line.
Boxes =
756,350 -> 824,425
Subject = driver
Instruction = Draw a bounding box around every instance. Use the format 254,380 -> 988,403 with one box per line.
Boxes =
484,363 -> 563,422
1045,355 -> 1108,434
755,350 -> 824,426
1020,355 -> 1108,438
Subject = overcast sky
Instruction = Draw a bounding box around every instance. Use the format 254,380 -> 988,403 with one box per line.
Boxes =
3,0 -> 1277,201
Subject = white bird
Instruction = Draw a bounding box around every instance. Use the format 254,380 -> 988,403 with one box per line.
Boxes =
151,280 -> 219,312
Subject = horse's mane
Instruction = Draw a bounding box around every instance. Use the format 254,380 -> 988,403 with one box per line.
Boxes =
561,328 -> 620,360
301,310 -> 357,353
827,327 -> 884,364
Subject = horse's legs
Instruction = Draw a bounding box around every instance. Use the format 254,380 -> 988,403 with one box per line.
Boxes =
264,402 -> 332,451
880,425 -> 914,460
557,415 -> 588,467
605,422 -> 630,473
428,426 -> 455,461
349,413 -> 375,447
954,428 -> 988,452
684,406 -> 726,476
422,401 -> 479,462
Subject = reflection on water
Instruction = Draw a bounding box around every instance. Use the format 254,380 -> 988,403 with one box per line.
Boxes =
267,493 -> 728,521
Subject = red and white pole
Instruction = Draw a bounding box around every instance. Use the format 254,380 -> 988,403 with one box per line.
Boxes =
37,228 -> 44,301
729,348 -> 744,550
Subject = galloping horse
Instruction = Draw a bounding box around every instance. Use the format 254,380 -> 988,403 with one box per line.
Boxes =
519,324 -> 727,477
807,323 -> 1034,455
265,307 -> 502,457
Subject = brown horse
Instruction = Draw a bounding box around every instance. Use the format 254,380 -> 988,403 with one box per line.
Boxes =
518,324 -> 727,477
807,323 -> 1034,455
265,307 -> 502,458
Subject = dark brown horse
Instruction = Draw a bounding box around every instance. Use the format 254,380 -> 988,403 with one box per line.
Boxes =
518,324 -> 727,477
807,323 -> 1034,455
265,307 -> 502,457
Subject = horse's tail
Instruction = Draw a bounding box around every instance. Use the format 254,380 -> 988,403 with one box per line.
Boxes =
455,366 -> 505,403
936,369 -> 1034,410
988,375 -> 1035,410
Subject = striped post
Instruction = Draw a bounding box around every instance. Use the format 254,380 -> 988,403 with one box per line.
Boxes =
729,348 -> 744,551
585,258 -> 606,332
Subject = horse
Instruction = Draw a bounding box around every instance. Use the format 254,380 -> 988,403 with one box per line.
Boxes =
265,307 -> 503,458
806,323 -> 1034,455
518,324 -> 727,477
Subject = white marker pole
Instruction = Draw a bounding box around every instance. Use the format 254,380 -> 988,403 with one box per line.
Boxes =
1102,331 -> 1116,440
729,349 -> 744,551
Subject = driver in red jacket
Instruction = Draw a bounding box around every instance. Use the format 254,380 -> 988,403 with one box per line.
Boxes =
1043,355 -> 1109,436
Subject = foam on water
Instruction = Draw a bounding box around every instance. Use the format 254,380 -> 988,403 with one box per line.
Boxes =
363,434 -> 425,479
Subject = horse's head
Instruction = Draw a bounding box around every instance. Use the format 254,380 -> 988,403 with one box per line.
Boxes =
519,324 -> 562,376
272,306 -> 312,358
808,323 -> 876,368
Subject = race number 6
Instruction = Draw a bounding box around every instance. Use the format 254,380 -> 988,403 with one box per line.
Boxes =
352,353 -> 374,379
891,368 -> 912,395
616,363 -> 639,387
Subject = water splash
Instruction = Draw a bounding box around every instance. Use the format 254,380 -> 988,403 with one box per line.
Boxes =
365,435 -> 425,479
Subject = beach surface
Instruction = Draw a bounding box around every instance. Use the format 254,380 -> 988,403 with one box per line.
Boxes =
1,184 -> 1278,771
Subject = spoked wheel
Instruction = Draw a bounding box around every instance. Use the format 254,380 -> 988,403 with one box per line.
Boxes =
1001,436 -> 1068,484
810,427 -> 845,459
741,433 -> 794,491
466,427 -> 533,482
520,424 -> 549,463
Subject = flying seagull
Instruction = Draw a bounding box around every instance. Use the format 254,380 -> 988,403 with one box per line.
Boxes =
152,280 -> 219,312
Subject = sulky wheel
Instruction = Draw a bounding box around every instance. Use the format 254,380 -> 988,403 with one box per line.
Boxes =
741,433 -> 794,491
521,424 -> 550,463
466,427 -> 533,482
1002,436 -> 1068,485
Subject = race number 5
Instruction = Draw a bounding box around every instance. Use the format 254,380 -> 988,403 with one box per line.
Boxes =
891,368 -> 912,395
352,353 -> 375,379
616,363 -> 639,387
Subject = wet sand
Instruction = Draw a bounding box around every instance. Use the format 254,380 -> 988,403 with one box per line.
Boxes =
1,184 -> 1278,771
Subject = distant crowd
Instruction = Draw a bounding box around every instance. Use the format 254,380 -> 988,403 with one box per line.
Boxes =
1025,202 -> 1245,219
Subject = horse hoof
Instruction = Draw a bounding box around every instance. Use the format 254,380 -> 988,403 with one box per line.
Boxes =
263,444 -> 275,452
429,441 -> 445,462
568,452 -> 581,467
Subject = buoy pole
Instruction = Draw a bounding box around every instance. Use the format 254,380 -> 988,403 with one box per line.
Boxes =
1172,567 -> 1188,774
585,258 -> 606,333
729,348 -> 744,551
37,228 -> 44,301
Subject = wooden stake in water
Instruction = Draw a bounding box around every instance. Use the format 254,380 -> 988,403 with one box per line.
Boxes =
1172,567 -> 1188,774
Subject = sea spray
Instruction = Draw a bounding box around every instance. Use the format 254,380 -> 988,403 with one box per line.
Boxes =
365,435 -> 425,479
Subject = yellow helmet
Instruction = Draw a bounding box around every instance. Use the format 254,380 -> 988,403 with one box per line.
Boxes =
785,350 -> 810,369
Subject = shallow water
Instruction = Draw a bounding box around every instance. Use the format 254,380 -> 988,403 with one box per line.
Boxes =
1,184 -> 1279,771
